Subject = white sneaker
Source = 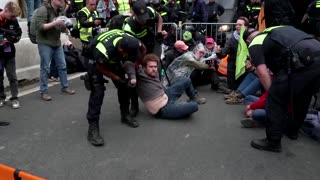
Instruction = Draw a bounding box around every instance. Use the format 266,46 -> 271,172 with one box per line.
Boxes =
11,99 -> 20,109
0,99 -> 4,107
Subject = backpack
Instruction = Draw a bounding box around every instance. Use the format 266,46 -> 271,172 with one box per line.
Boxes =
28,7 -> 50,44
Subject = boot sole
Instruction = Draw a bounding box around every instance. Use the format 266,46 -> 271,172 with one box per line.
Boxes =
251,141 -> 282,152
87,138 -> 104,146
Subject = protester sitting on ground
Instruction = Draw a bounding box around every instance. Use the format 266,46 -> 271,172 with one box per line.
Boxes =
164,40 -> 189,68
163,43 -> 212,91
241,92 -> 267,128
224,61 -> 261,104
182,31 -> 197,50
137,54 -> 205,119
190,37 -> 230,93
216,16 -> 249,90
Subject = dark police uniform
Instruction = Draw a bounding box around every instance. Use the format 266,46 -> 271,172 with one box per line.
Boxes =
306,0 -> 320,36
248,26 -> 320,152
86,29 -> 142,146
123,6 -> 160,53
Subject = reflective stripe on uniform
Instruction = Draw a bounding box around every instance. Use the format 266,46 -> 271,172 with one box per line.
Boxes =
218,55 -> 228,75
75,0 -> 83,3
118,0 -> 131,14
78,7 -> 98,42
249,26 -> 282,47
317,0 -> 320,8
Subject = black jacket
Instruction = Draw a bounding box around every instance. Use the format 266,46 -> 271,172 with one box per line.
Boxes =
207,2 -> 225,22
0,9 -> 22,58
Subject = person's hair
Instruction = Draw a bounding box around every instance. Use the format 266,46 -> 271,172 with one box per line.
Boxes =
5,2 -> 21,17
142,54 -> 159,67
86,0 -> 96,5
237,16 -> 249,27
243,28 -> 257,41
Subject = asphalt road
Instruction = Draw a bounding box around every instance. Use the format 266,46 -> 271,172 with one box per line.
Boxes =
0,76 -> 320,180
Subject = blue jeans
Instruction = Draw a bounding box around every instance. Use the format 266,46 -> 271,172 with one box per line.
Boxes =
245,95 -> 266,122
238,72 -> 261,97
26,0 -> 41,22
49,59 -> 59,78
157,78 -> 199,119
38,44 -> 69,93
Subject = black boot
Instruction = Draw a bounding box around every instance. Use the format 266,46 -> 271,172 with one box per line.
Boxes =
87,122 -> 104,146
121,114 -> 140,128
130,104 -> 139,117
0,121 -> 10,126
251,138 -> 282,152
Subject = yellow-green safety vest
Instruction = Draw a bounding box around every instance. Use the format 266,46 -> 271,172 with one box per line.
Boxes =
123,7 -> 156,39
95,29 -> 125,63
118,0 -> 131,14
316,0 -> 320,8
249,26 -> 282,48
77,7 -> 99,42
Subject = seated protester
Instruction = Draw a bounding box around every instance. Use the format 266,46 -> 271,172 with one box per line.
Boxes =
182,31 -> 197,50
164,40 -> 189,68
224,60 -> 261,104
190,38 -> 230,93
241,92 -> 267,128
137,54 -> 206,119
163,43 -> 212,90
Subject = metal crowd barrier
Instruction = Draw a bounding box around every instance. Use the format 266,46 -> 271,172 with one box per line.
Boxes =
155,22 -> 236,46
180,22 -> 236,46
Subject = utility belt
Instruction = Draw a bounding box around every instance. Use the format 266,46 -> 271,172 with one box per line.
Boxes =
286,40 -> 320,71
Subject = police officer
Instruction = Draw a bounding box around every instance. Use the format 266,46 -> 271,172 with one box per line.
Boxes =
302,0 -> 320,38
123,0 -> 167,54
244,0 -> 261,28
243,26 -> 320,152
85,29 -> 145,146
77,0 -> 102,58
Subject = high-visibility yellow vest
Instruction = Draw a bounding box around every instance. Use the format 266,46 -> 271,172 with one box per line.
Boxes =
77,7 -> 99,42
317,0 -> 320,8
249,26 -> 282,48
123,7 -> 156,39
96,29 -> 125,63
118,0 -> 131,14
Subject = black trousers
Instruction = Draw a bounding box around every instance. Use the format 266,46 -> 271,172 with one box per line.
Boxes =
190,69 -> 220,88
86,61 -> 138,124
266,61 -> 320,141
0,57 -> 18,100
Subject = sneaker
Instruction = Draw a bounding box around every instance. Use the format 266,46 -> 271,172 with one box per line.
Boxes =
41,93 -> 52,101
0,99 -> 5,107
189,95 -> 206,104
224,91 -> 240,99
11,99 -> 20,109
219,76 -> 228,83
225,97 -> 244,104
49,77 -> 60,82
61,88 -> 75,95
216,85 -> 232,94
241,118 -> 257,128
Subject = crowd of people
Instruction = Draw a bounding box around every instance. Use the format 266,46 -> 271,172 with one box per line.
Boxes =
1,0 -> 320,154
